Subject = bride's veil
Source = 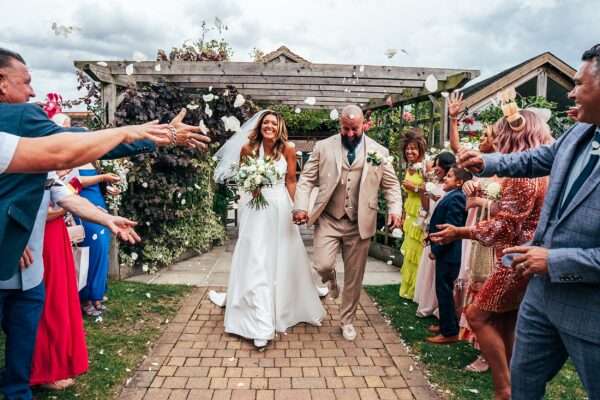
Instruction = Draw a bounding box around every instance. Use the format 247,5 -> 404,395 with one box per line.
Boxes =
213,110 -> 268,183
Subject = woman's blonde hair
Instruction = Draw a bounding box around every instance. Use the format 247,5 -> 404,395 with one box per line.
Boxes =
247,110 -> 288,159
493,109 -> 554,154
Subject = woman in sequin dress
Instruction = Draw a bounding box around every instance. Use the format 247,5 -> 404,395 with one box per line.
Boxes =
430,109 -> 553,400
399,129 -> 428,299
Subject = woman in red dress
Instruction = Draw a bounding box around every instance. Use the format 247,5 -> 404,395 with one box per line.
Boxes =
30,173 -> 88,389
430,100 -> 553,399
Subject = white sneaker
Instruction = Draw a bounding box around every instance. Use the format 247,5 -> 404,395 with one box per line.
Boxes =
341,324 -> 357,341
208,290 -> 227,307
316,286 -> 329,297
254,339 -> 268,349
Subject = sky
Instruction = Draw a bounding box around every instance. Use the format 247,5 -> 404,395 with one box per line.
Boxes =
1,0 -> 598,108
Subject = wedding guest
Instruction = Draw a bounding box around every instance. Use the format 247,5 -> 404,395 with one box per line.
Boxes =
413,151 -> 455,318
0,48 -> 207,400
431,97 -> 553,399
459,44 -> 600,400
29,171 -> 87,390
77,165 -> 121,316
426,167 -> 471,343
399,128 -> 428,299
447,91 -> 496,372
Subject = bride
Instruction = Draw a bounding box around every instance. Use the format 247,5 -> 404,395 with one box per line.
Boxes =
211,110 -> 326,350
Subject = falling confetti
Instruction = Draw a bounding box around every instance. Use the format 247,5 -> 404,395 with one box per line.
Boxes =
384,48 -> 398,59
51,22 -> 80,38
199,120 -> 209,134
186,103 -> 199,111
359,65 -> 365,73
233,94 -> 245,108
125,64 -> 134,76
154,64 -> 161,72
181,199 -> 186,205
142,264 -> 149,272
100,229 -> 105,235
131,252 -> 139,261
441,91 -> 450,98
221,115 -> 241,132
92,234 -> 98,241
142,181 -> 148,188
294,107 -> 302,114
304,97 -> 317,106
145,292 -> 152,299
424,74 -> 438,92
96,61 -> 108,67
205,103 -> 213,118
467,389 -> 480,394
330,109 -> 339,120
401,49 -> 409,55
203,93 -> 215,102
132,51 -> 147,62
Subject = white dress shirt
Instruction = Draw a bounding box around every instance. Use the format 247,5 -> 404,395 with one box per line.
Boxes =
0,132 -> 20,174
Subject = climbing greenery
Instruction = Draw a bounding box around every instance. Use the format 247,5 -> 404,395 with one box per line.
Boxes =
270,105 -> 339,136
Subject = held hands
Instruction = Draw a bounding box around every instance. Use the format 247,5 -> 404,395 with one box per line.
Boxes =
169,108 -> 211,151
105,215 -> 141,244
505,246 -> 549,277
102,173 -> 121,184
292,210 -> 309,225
387,213 -> 403,230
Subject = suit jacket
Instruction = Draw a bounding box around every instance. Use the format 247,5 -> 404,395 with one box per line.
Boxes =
0,103 -> 156,281
480,122 -> 600,343
295,134 -> 402,239
428,189 -> 467,264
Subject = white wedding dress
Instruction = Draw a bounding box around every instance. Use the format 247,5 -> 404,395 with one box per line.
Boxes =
223,145 -> 326,341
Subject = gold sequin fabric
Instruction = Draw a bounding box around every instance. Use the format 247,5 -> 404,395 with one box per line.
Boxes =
470,177 -> 548,313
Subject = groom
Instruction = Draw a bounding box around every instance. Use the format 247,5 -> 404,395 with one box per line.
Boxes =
293,105 -> 403,341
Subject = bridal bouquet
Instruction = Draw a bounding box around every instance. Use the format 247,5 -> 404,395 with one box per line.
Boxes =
236,157 -> 283,210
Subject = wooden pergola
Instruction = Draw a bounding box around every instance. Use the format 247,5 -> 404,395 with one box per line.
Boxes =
74,46 -> 479,124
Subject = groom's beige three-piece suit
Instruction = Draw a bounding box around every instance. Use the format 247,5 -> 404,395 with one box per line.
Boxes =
295,134 -> 402,325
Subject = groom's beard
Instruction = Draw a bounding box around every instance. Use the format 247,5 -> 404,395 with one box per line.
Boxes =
341,134 -> 362,151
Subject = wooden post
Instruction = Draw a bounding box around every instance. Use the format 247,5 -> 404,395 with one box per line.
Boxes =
441,96 -> 449,148
101,82 -> 117,126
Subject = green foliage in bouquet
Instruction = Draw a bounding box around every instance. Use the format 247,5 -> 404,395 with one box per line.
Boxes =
113,82 -> 255,270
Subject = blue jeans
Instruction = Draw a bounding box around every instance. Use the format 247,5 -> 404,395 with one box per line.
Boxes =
0,283 -> 45,400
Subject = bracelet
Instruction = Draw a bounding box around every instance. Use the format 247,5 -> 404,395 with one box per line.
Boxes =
168,125 -> 177,145
449,116 -> 459,120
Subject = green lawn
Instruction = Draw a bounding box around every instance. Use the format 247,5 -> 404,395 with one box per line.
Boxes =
365,285 -> 588,400
0,281 -> 192,400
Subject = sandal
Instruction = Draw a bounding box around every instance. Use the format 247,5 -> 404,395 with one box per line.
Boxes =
83,304 -> 102,317
40,378 -> 75,390
464,355 -> 489,373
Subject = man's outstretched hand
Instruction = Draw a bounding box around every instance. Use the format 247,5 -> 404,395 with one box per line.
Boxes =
457,149 -> 485,174
170,108 -> 212,151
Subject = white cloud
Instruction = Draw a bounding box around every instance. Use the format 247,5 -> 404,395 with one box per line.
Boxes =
0,0 -> 597,108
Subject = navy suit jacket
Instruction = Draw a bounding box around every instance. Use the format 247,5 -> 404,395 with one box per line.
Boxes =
0,103 -> 156,280
428,189 -> 467,264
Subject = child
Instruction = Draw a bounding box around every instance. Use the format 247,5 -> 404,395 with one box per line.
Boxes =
426,167 -> 472,344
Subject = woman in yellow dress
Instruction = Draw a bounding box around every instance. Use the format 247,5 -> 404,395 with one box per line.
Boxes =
399,129 -> 428,299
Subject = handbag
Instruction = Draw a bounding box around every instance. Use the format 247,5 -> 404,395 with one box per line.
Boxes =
72,246 -> 89,291
468,201 -> 496,283
65,213 -> 85,244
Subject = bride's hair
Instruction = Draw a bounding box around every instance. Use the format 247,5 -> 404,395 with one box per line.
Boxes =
248,110 -> 289,160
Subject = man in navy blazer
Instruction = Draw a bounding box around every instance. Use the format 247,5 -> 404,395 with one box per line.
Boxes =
0,48 -> 209,399
460,44 -> 600,399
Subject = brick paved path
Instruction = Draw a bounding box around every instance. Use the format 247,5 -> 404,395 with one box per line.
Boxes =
118,287 -> 438,400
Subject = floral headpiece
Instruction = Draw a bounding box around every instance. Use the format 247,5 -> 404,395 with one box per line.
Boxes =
498,88 -> 525,132
43,92 -> 63,119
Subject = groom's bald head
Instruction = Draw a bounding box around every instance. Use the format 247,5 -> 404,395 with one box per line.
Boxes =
340,104 -> 364,139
